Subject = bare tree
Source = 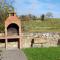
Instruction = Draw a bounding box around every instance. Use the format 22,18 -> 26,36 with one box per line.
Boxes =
46,12 -> 53,18
0,0 -> 14,32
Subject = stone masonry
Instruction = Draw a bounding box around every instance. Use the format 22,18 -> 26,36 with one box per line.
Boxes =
21,32 -> 60,48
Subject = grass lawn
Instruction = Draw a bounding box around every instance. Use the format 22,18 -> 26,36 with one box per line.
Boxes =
22,18 -> 60,32
22,47 -> 60,60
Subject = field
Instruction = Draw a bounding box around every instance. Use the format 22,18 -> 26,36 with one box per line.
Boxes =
22,18 -> 60,32
23,47 -> 60,60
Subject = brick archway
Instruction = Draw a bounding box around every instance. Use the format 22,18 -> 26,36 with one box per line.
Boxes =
7,23 -> 19,36
4,11 -> 22,49
6,23 -> 20,49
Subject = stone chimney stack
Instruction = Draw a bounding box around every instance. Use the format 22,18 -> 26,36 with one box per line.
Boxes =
8,10 -> 16,16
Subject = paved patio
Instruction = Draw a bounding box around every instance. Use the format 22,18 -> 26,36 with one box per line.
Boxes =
0,48 -> 27,60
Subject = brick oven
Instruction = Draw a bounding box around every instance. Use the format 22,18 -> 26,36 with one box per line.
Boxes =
0,11 -> 22,49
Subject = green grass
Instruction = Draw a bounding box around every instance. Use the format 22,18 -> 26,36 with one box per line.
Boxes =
22,18 -> 60,32
22,47 -> 60,60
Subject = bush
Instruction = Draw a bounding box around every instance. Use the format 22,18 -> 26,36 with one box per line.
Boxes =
0,23 -> 4,33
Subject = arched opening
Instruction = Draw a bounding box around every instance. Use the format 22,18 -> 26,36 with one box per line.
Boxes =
57,39 -> 60,46
0,39 -> 5,48
7,38 -> 20,49
31,39 -> 34,47
7,23 -> 19,36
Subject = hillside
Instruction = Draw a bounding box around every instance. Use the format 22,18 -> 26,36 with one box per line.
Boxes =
21,18 -> 60,32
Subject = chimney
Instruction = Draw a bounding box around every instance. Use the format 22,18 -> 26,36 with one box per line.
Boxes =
8,10 -> 16,17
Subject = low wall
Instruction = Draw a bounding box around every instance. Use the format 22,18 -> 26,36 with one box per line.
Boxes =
0,32 -> 60,48
0,33 -> 5,37
22,32 -> 60,48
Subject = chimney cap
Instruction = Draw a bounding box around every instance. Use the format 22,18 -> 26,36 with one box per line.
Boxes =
8,10 -> 16,16
8,10 -> 16,14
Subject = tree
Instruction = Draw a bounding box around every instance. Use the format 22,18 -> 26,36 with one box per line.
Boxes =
28,14 -> 32,20
46,12 -> 53,18
28,14 -> 37,20
0,0 -> 14,32
0,0 -> 14,23
20,14 -> 37,21
46,12 -> 54,25
41,14 -> 45,21
20,15 -> 30,21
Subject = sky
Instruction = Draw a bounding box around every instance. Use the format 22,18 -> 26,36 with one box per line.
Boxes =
14,0 -> 60,18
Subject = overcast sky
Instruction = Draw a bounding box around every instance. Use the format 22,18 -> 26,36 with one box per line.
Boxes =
14,0 -> 60,18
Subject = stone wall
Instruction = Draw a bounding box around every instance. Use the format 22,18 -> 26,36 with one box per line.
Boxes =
0,32 -> 60,48
22,32 -> 60,48
0,33 -> 5,37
